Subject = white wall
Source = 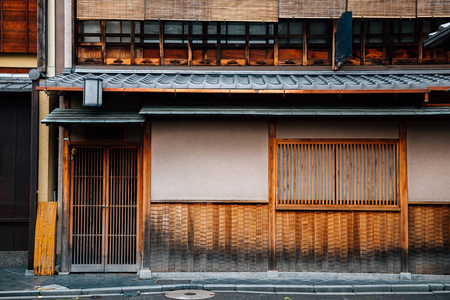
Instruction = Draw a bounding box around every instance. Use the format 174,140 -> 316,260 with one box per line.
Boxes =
407,121 -> 450,202
151,121 -> 269,201
276,121 -> 399,139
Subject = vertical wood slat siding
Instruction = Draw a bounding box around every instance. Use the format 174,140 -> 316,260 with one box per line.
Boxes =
417,0 -> 450,17
276,211 -> 401,273
409,205 -> 450,275
279,0 -> 346,18
277,141 -> 398,207
150,203 -> 269,272
77,0 -> 145,20
348,0 -> 416,18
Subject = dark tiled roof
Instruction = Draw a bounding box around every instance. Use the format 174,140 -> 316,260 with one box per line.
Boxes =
140,106 -> 450,117
41,108 -> 145,124
425,22 -> 450,49
0,74 -> 32,92
41,69 -> 450,91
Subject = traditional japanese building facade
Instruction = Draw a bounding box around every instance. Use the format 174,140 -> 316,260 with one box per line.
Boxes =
35,0 -> 450,276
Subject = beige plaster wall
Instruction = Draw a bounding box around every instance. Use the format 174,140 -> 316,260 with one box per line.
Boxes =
0,54 -> 37,68
276,121 -> 399,139
151,121 -> 268,201
407,121 -> 450,202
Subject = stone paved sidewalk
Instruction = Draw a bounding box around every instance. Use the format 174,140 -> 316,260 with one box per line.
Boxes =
0,269 -> 449,298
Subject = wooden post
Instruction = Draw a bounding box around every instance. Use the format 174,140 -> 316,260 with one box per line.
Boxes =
28,80 -> 39,271
268,122 -> 276,270
101,21 -> 106,65
159,21 -> 164,66
130,22 -> 135,65
274,23 -> 279,66
399,122 -> 409,273
332,19 -> 337,70
187,22 -> 192,66
60,126 -> 70,273
245,23 -> 249,66
141,121 -> 151,275
303,23 -> 308,66
361,21 -> 366,66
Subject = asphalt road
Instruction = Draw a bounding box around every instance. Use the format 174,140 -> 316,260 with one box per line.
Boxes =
82,291 -> 450,300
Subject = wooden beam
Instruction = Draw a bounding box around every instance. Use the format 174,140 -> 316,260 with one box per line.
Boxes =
399,121 -> 409,273
141,121 -> 151,271
268,121 -> 276,270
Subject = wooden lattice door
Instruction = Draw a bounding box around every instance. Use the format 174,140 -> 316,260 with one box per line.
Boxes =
70,147 -> 138,272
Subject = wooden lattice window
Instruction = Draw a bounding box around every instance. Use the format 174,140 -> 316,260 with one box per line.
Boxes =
276,140 -> 400,210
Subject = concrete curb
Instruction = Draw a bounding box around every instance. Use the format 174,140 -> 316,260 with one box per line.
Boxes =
1,283 -> 450,298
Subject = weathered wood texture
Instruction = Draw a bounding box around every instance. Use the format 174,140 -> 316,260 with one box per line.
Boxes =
348,0 -> 416,18
279,0 -> 345,18
145,0 -> 210,21
210,0 -> 278,22
276,211 -> 401,273
408,205 -> 450,275
77,0 -> 145,20
0,0 -> 37,53
417,0 -> 450,17
33,202 -> 57,275
149,203 -> 269,272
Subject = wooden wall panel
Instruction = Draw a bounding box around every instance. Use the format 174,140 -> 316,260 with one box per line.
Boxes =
77,0 -> 145,20
145,0 -> 210,21
348,0 -> 416,18
417,0 -> 450,17
0,0 -> 37,53
409,205 -> 450,275
149,203 -> 269,272
210,0 -> 278,22
276,211 -> 401,273
279,0 -> 346,18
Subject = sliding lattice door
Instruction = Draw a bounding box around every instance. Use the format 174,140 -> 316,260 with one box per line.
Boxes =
70,147 -> 138,272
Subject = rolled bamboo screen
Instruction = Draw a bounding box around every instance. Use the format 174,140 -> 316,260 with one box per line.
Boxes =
210,0 -> 278,22
77,0 -> 145,20
279,0 -> 346,18
417,0 -> 450,17
145,0 -> 210,21
348,0 -> 416,18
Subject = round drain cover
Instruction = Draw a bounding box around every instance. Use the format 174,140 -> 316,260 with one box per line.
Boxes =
164,290 -> 216,300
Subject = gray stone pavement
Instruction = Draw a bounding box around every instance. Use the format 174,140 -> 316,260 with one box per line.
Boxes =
0,269 -> 449,298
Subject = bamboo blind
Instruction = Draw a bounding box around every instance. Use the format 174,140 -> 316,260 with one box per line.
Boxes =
276,210 -> 401,273
277,140 -> 399,208
77,0 -> 145,20
210,0 -> 278,22
348,0 -> 416,18
409,205 -> 450,275
279,0 -> 346,18
417,0 -> 450,17
150,203 -> 269,272
145,0 -> 210,21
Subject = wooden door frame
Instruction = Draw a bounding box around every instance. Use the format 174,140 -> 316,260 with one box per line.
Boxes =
62,141 -> 143,273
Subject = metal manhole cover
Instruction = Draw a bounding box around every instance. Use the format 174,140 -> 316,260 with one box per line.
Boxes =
165,290 -> 216,300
